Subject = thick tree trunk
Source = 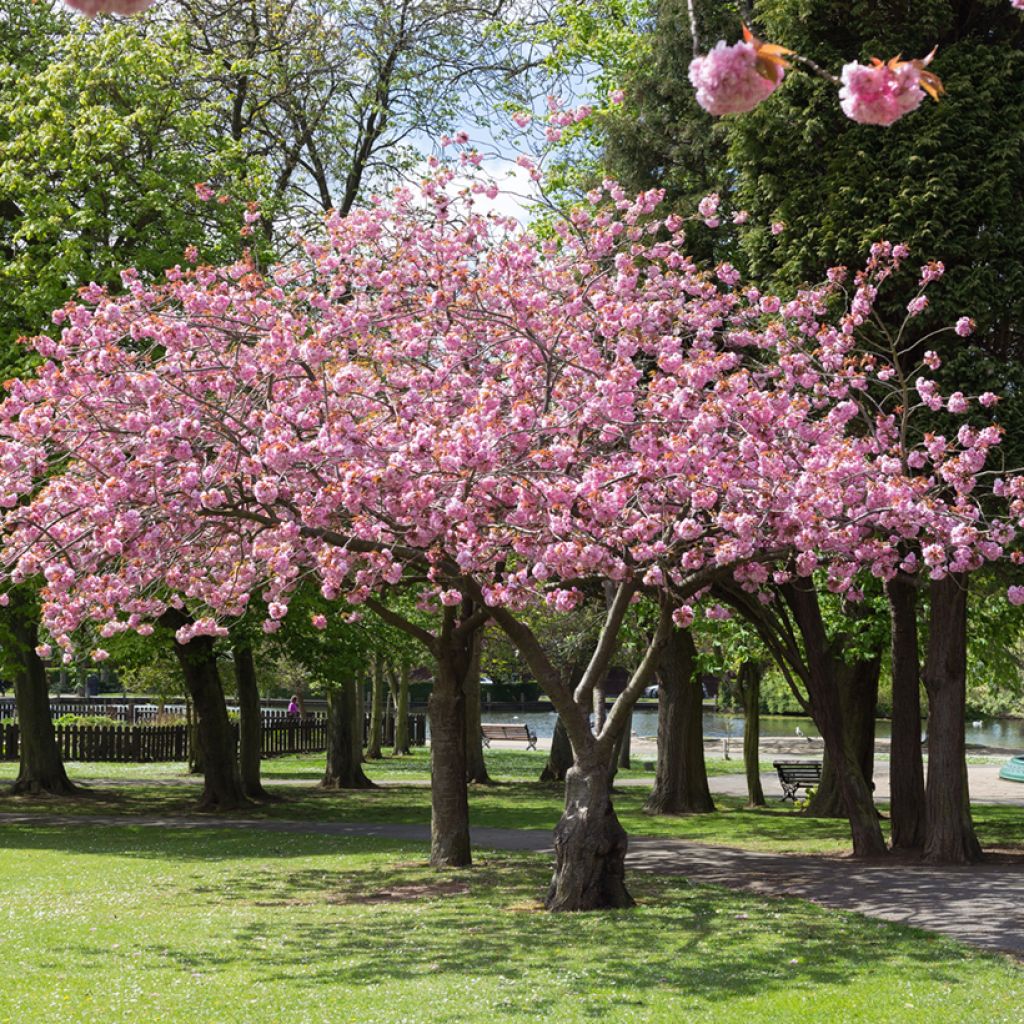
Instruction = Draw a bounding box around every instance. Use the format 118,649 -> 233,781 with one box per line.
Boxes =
783,583 -> 886,857
163,615 -> 246,811
8,615 -> 75,797
547,756 -> 633,911
922,575 -> 981,864
463,629 -> 491,784
886,575 -> 927,851
390,663 -> 411,756
233,645 -> 268,801
365,656 -> 386,760
738,661 -> 765,807
429,633 -> 472,867
541,716 -> 573,782
646,628 -> 714,815
322,681 -> 374,789
806,657 -> 879,819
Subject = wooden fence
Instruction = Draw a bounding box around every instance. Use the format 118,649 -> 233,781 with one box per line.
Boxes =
0,713 -> 425,763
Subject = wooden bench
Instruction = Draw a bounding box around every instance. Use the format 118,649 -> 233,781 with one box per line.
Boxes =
773,760 -> 822,801
481,723 -> 537,750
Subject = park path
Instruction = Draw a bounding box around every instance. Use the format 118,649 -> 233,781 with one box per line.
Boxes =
0,810 -> 1021,958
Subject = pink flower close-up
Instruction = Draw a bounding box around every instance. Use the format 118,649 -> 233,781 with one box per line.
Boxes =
689,40 -> 785,116
839,53 -> 943,126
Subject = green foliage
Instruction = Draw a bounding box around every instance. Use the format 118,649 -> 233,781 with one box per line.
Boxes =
0,5 -> 266,356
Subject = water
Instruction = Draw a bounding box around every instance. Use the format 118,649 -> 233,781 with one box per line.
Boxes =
475,708 -> 1024,749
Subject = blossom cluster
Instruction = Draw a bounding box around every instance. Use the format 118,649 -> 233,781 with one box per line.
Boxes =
0,174 -> 1007,656
690,31 -> 943,127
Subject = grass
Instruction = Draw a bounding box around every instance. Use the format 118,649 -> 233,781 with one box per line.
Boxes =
0,823 -> 1021,1024
0,750 -> 1020,856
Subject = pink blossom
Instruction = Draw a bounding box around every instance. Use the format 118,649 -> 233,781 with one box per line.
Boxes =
310,613 -> 327,630
906,295 -> 928,316
732,210 -> 750,225
771,221 -> 785,235
63,0 -> 154,15
673,605 -> 695,628
1009,586 -> 1024,606
947,392 -> 968,414
194,182 -> 215,202
839,54 -> 943,127
511,111 -> 532,128
689,40 -> 785,116
979,392 -> 999,408
35,644 -> 52,660
609,89 -> 625,105
955,317 -> 974,337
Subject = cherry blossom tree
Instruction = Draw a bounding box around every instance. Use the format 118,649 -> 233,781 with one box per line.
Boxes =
0,167 -> 1015,901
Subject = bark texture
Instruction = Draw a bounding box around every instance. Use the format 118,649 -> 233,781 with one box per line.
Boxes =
886,575 -> 927,851
233,645 -> 268,800
163,612 -> 246,811
922,575 -> 982,864
783,583 -> 886,857
547,760 -> 633,911
389,663 -> 411,755
8,614 -> 74,797
322,681 -> 374,789
463,628 -> 491,784
806,656 -> 879,819
645,627 -> 714,815
540,716 -> 573,782
427,606 -> 482,867
738,661 -> 765,807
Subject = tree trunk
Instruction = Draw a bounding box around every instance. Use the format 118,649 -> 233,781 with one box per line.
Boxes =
354,673 -> 365,757
463,628 -> 491,784
233,645 -> 268,801
783,582 -> 887,857
886,575 -> 927,851
322,681 -> 374,789
541,716 -> 573,782
645,627 -> 714,815
390,663 -> 411,756
922,574 -> 981,864
365,655 -> 386,760
164,616 -> 246,811
185,697 -> 203,775
547,756 -> 633,911
806,656 -> 879,819
738,661 -> 765,808
617,710 -> 632,769
429,624 -> 473,867
8,614 -> 75,797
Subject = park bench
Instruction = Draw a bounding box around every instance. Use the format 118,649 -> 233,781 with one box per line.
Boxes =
480,722 -> 538,750
773,760 -> 822,801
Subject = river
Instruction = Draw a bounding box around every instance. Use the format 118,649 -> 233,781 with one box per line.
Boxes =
475,707 -> 1024,750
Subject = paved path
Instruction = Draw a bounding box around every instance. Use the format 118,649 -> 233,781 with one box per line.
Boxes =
2,810 -> 1022,958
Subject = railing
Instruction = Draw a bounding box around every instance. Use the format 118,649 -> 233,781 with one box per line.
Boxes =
0,712 -> 426,763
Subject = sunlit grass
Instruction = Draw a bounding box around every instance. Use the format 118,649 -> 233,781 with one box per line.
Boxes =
0,824 -> 1020,1024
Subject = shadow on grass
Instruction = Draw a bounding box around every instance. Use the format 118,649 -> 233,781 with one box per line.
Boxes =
160,854 -> 980,1010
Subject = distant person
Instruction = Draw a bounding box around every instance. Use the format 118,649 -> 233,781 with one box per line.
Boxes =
0,679 -> 7,698
287,695 -> 300,717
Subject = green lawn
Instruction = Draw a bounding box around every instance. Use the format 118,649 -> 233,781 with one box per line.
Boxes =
0,751 -> 1020,856
0,824 -> 1020,1024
